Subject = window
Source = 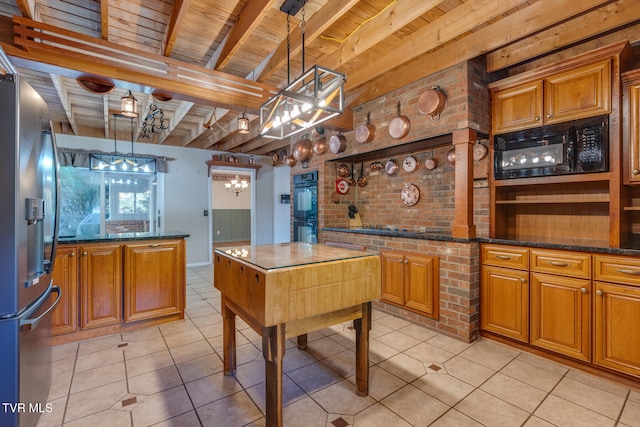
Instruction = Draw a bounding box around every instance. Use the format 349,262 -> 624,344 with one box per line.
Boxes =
59,166 -> 161,236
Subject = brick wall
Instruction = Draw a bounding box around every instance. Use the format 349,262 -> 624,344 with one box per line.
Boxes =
106,220 -> 149,233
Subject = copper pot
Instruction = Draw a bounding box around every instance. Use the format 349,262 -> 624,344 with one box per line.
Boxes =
388,100 -> 410,139
357,163 -> 367,187
355,112 -> 376,143
418,87 -> 447,118
312,136 -> 327,155
292,137 -> 313,162
285,155 -> 297,167
329,133 -> 347,153
446,148 -> 456,165
338,164 -> 351,177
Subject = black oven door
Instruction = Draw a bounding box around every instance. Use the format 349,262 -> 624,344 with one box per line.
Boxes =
293,219 -> 317,244
293,185 -> 317,219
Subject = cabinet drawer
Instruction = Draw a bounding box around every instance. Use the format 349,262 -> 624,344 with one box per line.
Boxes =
530,249 -> 591,279
482,245 -> 529,270
594,255 -> 640,286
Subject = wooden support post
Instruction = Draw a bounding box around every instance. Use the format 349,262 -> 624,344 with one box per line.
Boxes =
452,128 -> 477,239
263,323 -> 285,427
221,296 -> 237,376
354,301 -> 371,396
297,333 -> 308,350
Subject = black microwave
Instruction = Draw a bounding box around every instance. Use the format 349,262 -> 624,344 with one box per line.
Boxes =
494,115 -> 608,180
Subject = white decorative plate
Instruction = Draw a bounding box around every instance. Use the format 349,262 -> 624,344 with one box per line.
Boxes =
401,184 -> 420,206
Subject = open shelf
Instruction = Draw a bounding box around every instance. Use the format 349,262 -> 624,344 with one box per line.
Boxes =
493,172 -> 611,187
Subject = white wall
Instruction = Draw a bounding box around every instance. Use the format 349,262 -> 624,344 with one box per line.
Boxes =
55,134 -> 276,265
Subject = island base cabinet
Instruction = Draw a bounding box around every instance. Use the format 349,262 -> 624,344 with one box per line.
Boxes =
80,244 -> 123,329
51,246 -> 78,336
124,240 -> 185,322
594,282 -> 640,377
530,273 -> 591,362
481,265 -> 529,342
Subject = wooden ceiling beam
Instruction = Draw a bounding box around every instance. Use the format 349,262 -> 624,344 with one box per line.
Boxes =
345,0 -> 613,105
14,0 -> 34,20
159,101 -> 194,144
344,0 -> 533,91
49,74 -> 78,135
100,0 -> 108,40
255,0 -> 359,82
213,0 -> 277,71
164,0 -> 192,57
486,0 -> 640,72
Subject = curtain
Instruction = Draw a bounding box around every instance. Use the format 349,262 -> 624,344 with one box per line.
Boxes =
57,147 -> 171,173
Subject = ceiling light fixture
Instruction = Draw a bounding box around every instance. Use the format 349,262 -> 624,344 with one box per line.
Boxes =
259,1 -> 345,140
225,174 -> 249,196
120,90 -> 138,118
141,104 -> 169,139
89,114 -> 156,174
237,112 -> 249,134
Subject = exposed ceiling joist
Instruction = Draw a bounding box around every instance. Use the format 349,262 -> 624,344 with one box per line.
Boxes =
164,0 -> 191,57
49,74 -> 78,135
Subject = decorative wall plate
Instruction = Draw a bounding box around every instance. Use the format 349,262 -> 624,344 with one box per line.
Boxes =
403,156 -> 418,172
335,178 -> 350,195
401,184 -> 420,206
385,159 -> 399,176
474,141 -> 489,161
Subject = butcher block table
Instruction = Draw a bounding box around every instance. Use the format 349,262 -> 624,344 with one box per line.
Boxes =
214,242 -> 381,427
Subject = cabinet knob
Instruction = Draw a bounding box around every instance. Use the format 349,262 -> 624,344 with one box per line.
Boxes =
616,268 -> 640,276
596,289 -> 603,296
546,114 -> 553,119
404,259 -> 408,264
82,251 -> 87,256
148,243 -> 161,248
520,278 -> 526,283
70,252 -> 76,257
496,255 -> 512,260
549,261 -> 569,267
633,169 -> 640,175
580,287 -> 587,294
534,116 -> 540,121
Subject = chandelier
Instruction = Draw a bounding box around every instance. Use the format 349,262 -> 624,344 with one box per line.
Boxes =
225,174 -> 249,196
259,2 -> 345,140
141,104 -> 169,139
89,114 -> 157,174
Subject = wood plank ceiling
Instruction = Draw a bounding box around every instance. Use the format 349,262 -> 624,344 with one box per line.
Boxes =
0,0 -> 638,157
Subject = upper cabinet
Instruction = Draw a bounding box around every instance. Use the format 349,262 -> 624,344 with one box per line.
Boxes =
623,69 -> 640,183
492,60 -> 611,135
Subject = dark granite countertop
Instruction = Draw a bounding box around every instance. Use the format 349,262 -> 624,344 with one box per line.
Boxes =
323,227 -> 640,256
57,231 -> 189,244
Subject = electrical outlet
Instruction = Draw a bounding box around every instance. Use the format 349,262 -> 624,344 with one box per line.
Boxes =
216,230 -> 220,235
203,210 -> 208,216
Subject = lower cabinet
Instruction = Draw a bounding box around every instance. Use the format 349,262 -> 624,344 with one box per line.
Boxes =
80,243 -> 123,329
482,244 -> 640,378
381,250 -> 439,319
51,246 -> 78,336
52,239 -> 185,338
124,240 -> 185,322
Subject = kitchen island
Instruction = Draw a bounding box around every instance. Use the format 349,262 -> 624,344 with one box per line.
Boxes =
51,231 -> 188,344
214,242 -> 381,427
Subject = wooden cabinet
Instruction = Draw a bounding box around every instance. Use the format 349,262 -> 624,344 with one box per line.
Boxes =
481,245 -> 529,342
50,246 -> 78,336
80,243 -> 123,329
593,255 -> 640,376
381,251 -> 439,319
624,69 -> 640,183
492,60 -> 610,134
529,249 -> 592,362
124,240 -> 185,322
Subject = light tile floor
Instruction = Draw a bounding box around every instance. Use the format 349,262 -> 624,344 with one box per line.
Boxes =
37,264 -> 640,426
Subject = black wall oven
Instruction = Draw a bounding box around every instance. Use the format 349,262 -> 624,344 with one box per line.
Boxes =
494,115 -> 608,180
293,171 -> 318,243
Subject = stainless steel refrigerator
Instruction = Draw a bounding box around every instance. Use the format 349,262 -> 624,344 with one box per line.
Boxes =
0,51 -> 62,427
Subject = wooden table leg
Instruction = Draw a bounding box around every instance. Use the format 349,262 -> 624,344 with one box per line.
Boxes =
221,296 -> 237,376
296,333 -> 308,350
354,301 -> 372,396
263,323 -> 285,427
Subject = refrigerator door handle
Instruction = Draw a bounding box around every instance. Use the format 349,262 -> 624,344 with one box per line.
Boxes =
19,284 -> 61,332
43,121 -> 61,275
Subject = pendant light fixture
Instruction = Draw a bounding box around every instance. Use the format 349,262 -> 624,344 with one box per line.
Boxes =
120,90 -> 138,118
237,112 -> 250,134
259,1 -> 345,140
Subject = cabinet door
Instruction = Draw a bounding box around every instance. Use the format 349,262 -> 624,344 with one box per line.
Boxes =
544,60 -> 611,124
80,244 -> 122,329
530,273 -> 591,362
594,282 -> 640,376
381,251 -> 405,305
481,265 -> 529,342
492,81 -> 543,134
404,254 -> 439,319
629,79 -> 640,182
124,240 -> 185,322
51,246 -> 78,335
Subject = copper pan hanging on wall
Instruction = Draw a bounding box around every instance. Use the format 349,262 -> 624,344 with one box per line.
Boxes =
418,87 -> 447,120
355,112 -> 376,143
388,100 -> 410,139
